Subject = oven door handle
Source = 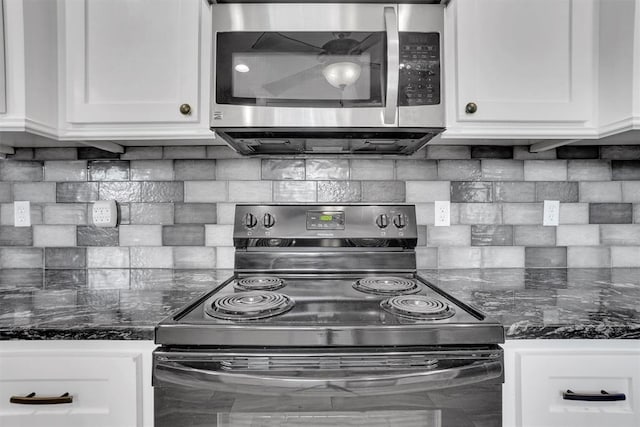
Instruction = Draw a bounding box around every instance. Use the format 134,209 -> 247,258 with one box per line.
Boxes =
154,359 -> 502,396
383,6 -> 399,125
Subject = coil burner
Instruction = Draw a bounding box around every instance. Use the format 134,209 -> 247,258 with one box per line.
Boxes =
353,276 -> 420,295
205,291 -> 294,320
235,276 -> 285,291
381,295 -> 455,320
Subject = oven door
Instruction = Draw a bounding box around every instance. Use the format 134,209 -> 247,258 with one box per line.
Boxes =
211,3 -> 444,129
153,346 -> 503,427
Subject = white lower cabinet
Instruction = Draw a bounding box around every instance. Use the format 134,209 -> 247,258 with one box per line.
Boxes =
503,340 -> 640,427
0,340 -> 155,427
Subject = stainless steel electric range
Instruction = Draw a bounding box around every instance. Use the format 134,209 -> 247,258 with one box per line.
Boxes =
153,204 -> 505,427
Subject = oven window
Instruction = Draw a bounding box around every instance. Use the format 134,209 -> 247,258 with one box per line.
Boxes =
216,32 -> 386,107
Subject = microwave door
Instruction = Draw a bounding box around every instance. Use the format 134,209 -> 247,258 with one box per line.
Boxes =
212,3 -> 396,129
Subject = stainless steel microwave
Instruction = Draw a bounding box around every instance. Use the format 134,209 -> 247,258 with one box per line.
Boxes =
211,3 -> 445,155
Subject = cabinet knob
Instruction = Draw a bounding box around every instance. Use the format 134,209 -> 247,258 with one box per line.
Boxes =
179,103 -> 192,115
465,102 -> 478,114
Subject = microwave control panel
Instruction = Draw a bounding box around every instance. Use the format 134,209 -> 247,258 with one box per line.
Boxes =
398,32 -> 440,106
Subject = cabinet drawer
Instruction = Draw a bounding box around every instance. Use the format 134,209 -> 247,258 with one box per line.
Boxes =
0,353 -> 140,427
519,351 -> 640,427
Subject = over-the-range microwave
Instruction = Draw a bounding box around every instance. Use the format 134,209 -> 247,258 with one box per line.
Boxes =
210,3 -> 445,156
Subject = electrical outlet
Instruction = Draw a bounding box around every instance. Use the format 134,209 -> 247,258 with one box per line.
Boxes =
92,200 -> 118,227
543,200 -> 560,226
434,201 -> 450,227
14,201 -> 31,227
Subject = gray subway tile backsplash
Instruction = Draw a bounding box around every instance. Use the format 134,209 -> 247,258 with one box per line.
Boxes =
437,160 -> 481,181
567,160 -> 611,181
174,203 -> 217,224
162,225 -> 205,246
129,203 -> 174,225
0,226 -> 33,246
77,226 -> 119,247
481,159 -> 524,181
493,182 -> 536,202
612,160 -> 640,180
305,159 -> 349,180
425,145 -> 471,160
0,161 -> 43,181
450,181 -> 492,203
361,181 -> 405,202
556,146 -> 599,159
130,160 -> 175,181
57,182 -> 100,203
44,269 -> 87,289
471,225 -> 513,246
174,160 -> 216,181
140,182 -> 184,202
600,145 -> 640,160
513,225 -> 556,247
1,144 -> 640,282
525,247 -> 567,268
0,247 -> 43,269
395,160 -> 438,180
589,203 -> 633,224
317,181 -> 361,203
88,160 -> 130,181
523,160 -> 568,181
13,183 -> 56,202
44,160 -> 88,182
273,181 -> 316,202
45,247 -> 86,269
262,159 -> 305,180
99,182 -> 142,202
535,182 -> 579,202
471,146 -> 513,159
0,183 -> 11,202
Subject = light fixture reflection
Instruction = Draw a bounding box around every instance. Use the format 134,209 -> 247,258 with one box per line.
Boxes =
234,63 -> 250,73
322,61 -> 361,89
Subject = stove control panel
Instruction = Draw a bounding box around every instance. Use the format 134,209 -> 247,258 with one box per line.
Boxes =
234,205 -> 417,239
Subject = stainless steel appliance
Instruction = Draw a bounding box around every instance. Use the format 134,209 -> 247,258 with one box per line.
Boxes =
153,205 -> 504,427
210,3 -> 445,155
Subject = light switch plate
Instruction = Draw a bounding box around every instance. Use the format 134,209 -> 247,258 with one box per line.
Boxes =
543,200 -> 560,226
92,200 -> 118,227
434,201 -> 450,227
14,201 -> 31,227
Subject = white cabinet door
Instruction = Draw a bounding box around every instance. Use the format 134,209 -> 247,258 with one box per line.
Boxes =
446,0 -> 596,138
63,0 -> 201,125
0,341 -> 155,427
504,340 -> 640,427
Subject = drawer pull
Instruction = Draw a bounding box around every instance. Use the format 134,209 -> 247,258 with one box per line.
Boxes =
563,389 -> 626,402
10,392 -> 73,405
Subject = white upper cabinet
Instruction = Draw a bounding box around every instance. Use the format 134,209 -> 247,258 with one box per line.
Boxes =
60,0 -> 212,140
444,0 -> 598,139
0,0 -> 27,133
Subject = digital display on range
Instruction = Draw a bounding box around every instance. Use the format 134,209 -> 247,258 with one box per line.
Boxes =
307,211 -> 344,230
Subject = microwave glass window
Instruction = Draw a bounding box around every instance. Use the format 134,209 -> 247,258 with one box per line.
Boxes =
217,32 -> 386,107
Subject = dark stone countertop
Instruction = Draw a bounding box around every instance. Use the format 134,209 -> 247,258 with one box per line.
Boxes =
1,269 -> 639,341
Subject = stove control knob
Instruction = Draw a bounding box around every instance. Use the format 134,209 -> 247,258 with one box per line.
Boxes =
393,213 -> 407,229
376,213 -> 389,229
263,213 -> 275,228
244,213 -> 258,229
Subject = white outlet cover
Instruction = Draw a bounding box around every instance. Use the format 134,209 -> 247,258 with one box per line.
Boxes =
14,201 -> 31,227
543,200 -> 560,226
434,201 -> 451,227
92,200 -> 118,227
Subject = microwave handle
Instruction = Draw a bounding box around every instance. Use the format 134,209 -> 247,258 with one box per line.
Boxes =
384,6 -> 399,125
